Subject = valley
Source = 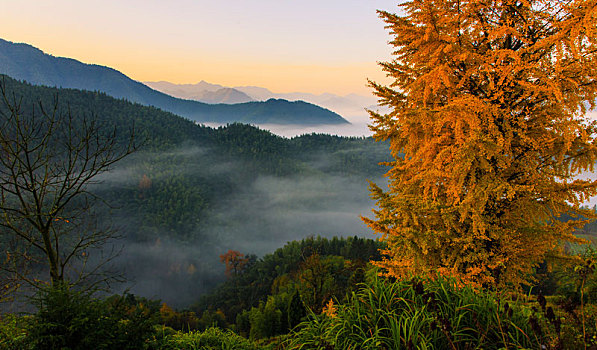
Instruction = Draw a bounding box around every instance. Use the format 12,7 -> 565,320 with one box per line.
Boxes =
0,75 -> 391,306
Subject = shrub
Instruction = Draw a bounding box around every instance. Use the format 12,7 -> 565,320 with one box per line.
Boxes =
28,285 -> 157,350
0,314 -> 32,350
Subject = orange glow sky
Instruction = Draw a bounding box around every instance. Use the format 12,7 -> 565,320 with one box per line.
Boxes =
1,0 -> 400,96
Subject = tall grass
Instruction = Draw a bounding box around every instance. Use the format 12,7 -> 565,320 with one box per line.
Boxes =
286,275 -> 540,349
149,326 -> 259,350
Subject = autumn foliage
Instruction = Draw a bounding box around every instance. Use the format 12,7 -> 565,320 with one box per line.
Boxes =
365,0 -> 597,287
219,250 -> 249,277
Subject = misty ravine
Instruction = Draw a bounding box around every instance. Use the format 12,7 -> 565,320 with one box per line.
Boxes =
105,145 -> 388,306
0,76 -> 391,309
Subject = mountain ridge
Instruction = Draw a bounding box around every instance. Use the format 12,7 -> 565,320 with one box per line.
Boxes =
0,38 -> 348,125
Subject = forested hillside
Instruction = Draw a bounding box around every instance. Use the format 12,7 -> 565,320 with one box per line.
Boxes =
191,235 -> 385,337
0,75 -> 390,305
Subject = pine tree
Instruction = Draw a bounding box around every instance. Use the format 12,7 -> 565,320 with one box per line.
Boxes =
287,290 -> 306,329
365,0 -> 597,287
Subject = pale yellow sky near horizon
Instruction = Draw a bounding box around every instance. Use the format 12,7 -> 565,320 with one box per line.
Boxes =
1,0 -> 401,96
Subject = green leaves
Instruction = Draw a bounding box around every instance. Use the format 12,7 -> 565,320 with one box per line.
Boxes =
286,275 -> 541,349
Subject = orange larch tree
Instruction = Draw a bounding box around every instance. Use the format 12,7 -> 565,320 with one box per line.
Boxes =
365,0 -> 597,288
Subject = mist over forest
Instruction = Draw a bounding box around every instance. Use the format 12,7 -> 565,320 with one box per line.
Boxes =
0,76 -> 392,307
109,166 -> 385,306
101,139 -> 388,306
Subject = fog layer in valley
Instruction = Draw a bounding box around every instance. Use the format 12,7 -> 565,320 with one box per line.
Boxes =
100,141 -> 389,307
112,173 -> 383,306
204,174 -> 381,255
202,109 -> 390,138
203,119 -> 372,138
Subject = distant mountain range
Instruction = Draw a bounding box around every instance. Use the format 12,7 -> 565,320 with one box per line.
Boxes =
0,38 -> 348,125
145,81 -> 379,118
147,81 -> 254,104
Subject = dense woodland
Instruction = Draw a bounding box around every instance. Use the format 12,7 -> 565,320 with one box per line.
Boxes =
0,75 -> 391,303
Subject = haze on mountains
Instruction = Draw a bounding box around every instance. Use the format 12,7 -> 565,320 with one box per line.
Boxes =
0,38 -> 348,125
145,81 -> 255,104
146,80 -> 387,137
0,75 -> 391,306
145,80 -> 378,118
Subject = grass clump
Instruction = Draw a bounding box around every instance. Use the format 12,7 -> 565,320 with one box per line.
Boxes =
286,274 -> 539,349
150,326 -> 259,350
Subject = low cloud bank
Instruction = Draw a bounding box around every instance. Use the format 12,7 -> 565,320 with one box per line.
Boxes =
108,167 -> 386,307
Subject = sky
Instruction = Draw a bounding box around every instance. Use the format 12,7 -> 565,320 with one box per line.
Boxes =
1,0 -> 401,96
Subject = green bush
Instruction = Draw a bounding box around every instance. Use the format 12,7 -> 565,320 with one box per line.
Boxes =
0,314 -> 32,350
28,285 -> 157,350
286,275 -> 541,349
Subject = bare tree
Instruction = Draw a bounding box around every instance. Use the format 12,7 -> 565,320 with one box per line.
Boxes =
0,81 -> 136,295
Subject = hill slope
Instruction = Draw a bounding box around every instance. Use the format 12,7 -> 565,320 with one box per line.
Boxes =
0,39 -> 348,125
0,76 -> 389,305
